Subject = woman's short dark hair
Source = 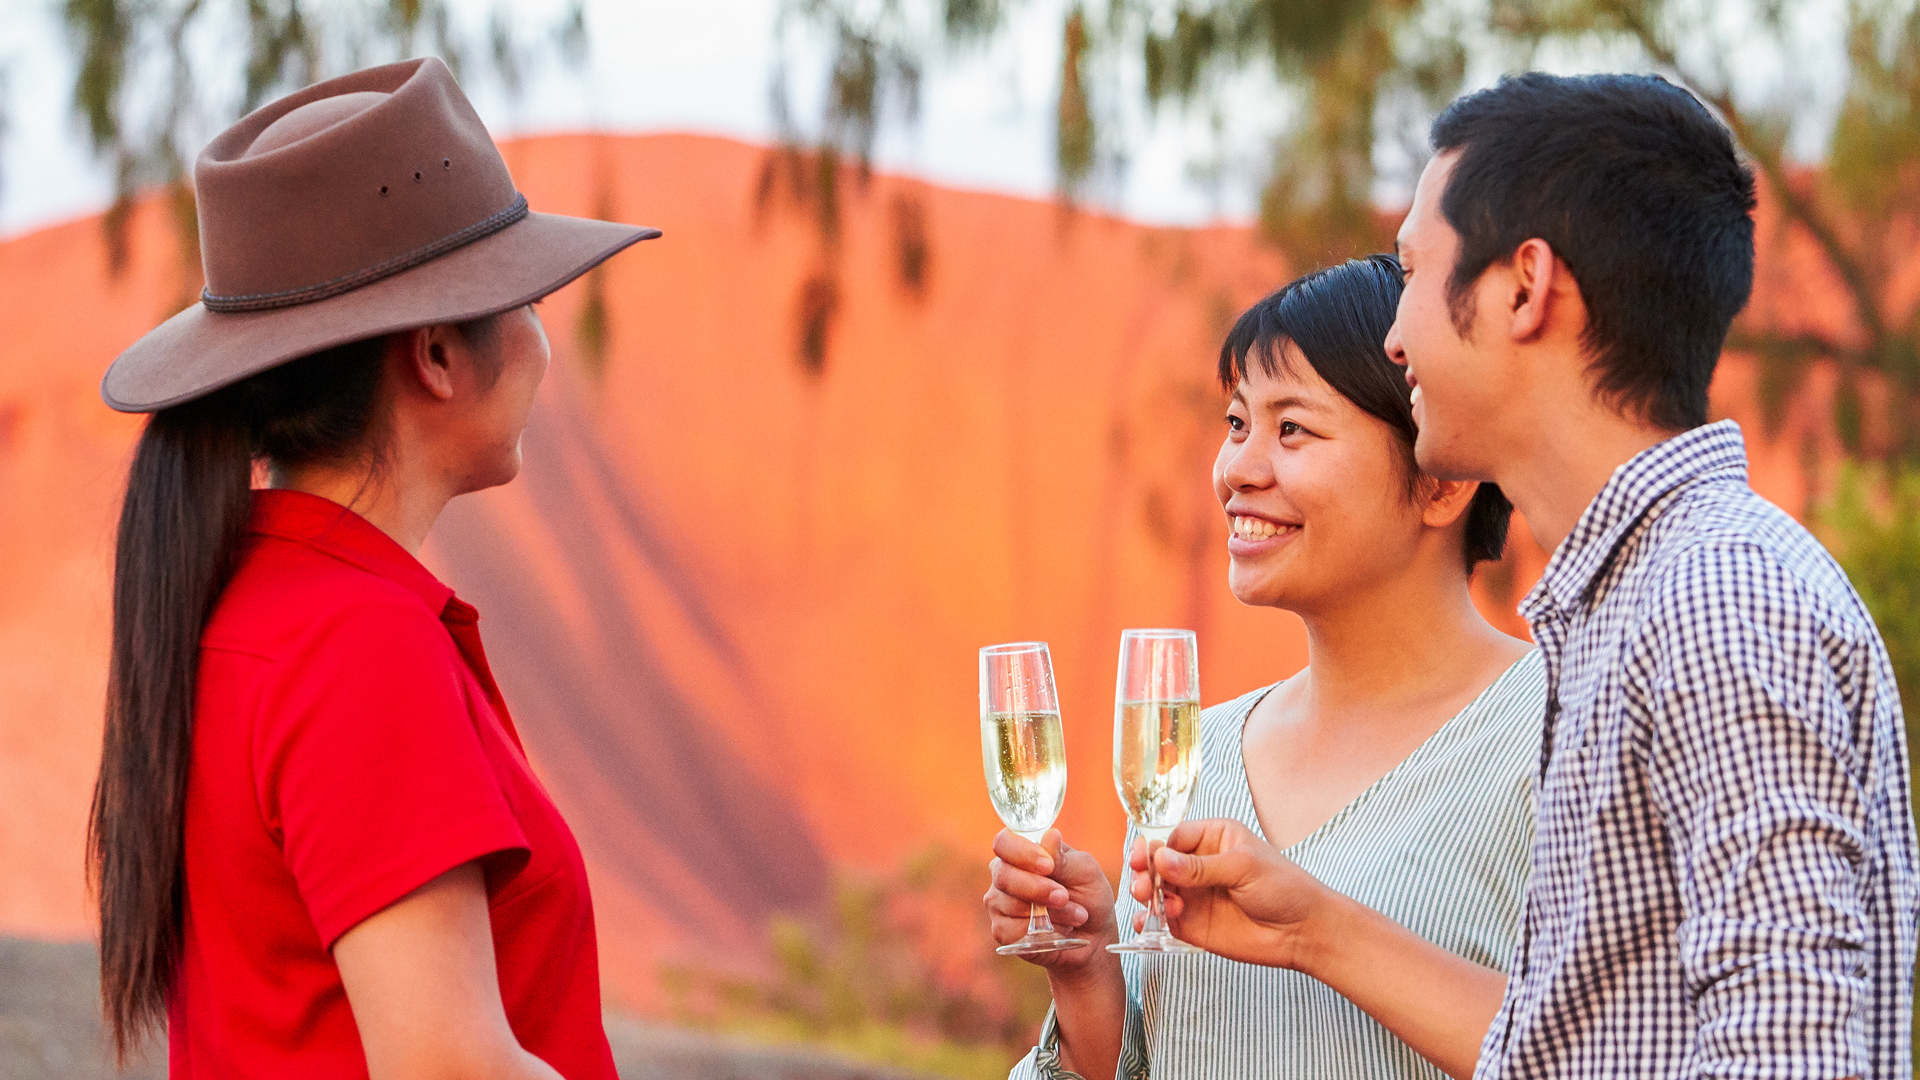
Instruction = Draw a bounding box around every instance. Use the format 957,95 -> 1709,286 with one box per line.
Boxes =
1217,254 -> 1512,571
1429,72 -> 1756,432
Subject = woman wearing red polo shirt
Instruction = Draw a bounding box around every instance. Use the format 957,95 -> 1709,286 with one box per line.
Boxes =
89,61 -> 656,1078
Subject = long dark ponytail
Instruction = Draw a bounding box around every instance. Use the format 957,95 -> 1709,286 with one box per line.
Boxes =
92,334 -> 390,1061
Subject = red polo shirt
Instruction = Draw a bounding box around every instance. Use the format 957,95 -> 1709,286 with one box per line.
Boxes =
170,489 -> 616,1079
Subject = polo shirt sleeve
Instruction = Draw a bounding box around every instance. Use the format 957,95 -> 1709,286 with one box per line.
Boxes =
1640,542 -> 1872,1078
252,594 -> 530,950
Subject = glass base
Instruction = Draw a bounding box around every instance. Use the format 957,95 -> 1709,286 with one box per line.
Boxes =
1109,931 -> 1203,954
997,932 -> 1092,956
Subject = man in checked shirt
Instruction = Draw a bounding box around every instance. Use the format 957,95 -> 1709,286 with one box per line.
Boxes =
1129,72 -> 1918,1079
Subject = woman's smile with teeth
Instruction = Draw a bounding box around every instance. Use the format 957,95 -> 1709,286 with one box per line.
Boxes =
1232,515 -> 1295,540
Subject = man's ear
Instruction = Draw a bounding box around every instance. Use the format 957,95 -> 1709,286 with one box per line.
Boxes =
393,325 -> 458,402
1421,478 -> 1481,530
1506,238 -> 1563,344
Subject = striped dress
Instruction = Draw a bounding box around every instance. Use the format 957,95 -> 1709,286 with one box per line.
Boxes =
1010,649 -> 1547,1080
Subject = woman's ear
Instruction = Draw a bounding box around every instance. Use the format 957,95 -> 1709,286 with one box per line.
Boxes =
393,326 -> 459,402
1421,478 -> 1481,529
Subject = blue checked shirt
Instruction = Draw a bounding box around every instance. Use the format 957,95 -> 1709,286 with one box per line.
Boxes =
1475,421 -> 1918,1080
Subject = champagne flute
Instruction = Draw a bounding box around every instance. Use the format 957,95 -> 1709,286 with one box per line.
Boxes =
1109,629 -> 1204,954
980,642 -> 1089,956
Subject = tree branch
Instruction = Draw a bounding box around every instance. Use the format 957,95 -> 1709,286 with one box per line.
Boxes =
1609,5 -> 1890,362
1725,326 -> 1871,366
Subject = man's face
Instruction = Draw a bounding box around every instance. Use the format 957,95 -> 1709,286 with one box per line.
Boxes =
1384,151 -> 1510,484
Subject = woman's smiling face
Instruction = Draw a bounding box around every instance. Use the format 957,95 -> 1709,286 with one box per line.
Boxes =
1214,342 -> 1431,613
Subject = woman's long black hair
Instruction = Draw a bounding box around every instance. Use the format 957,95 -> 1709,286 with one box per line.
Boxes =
1217,254 -> 1513,569
91,335 -> 390,1061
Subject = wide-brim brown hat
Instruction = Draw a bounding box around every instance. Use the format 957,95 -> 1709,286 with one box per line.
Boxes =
102,57 -> 659,413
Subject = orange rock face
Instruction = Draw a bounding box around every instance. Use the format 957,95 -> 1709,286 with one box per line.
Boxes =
0,132 -> 1863,1007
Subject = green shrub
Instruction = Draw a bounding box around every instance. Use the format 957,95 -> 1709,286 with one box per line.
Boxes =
660,844 -> 1054,1080
1816,464 -> 1920,1064
1818,465 -> 1920,768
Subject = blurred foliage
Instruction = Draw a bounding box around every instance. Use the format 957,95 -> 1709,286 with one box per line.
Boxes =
575,175 -> 616,384
772,0 -> 926,172
58,0 -> 587,277
1819,465 -> 1920,758
892,189 -> 933,295
1056,4 -> 1095,194
0,61 -> 10,204
1118,0 -> 1463,260
38,0 -> 1920,436
1814,461 -> 1920,1076
660,844 -> 1054,1080
576,262 -> 610,381
762,0 -> 966,373
1492,0 -> 1920,469
1099,0 -> 1920,460
774,0 -> 1920,458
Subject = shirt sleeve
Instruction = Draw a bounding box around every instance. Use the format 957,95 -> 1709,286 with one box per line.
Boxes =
1008,997 -> 1150,1080
253,594 -> 531,949
1009,1006 -> 1079,1080
1639,542 -> 1873,1078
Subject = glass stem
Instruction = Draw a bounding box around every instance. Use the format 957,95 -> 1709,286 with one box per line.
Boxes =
1143,866 -> 1172,936
1027,902 -> 1057,937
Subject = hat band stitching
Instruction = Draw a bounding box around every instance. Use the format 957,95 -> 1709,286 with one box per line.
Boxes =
199,193 -> 530,313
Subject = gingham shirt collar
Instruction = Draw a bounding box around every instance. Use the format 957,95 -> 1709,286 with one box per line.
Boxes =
1520,419 -> 1747,619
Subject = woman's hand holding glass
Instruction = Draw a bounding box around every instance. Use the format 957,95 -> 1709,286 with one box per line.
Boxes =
1125,817 -> 1338,971
985,828 -> 1120,965
978,642 -> 1090,956
985,827 -> 1128,1080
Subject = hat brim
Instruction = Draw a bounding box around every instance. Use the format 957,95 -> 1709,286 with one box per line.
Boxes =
102,211 -> 660,412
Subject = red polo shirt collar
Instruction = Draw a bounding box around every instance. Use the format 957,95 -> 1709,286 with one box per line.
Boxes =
249,489 -> 455,615
247,488 -> 523,754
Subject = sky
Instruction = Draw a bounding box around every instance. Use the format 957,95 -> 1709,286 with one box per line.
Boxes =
0,0 -> 1271,237
0,0 -> 1853,239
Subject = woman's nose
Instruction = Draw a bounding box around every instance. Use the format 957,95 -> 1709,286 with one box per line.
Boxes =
1220,438 -> 1273,491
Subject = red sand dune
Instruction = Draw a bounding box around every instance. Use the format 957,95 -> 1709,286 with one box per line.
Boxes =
0,132 -> 1879,1007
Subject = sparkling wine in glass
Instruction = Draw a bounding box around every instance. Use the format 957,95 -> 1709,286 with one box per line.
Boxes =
1109,628 -> 1204,955
980,642 -> 1089,957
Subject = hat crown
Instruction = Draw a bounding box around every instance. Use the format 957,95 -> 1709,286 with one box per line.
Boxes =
246,92 -> 388,158
195,58 -> 518,304
101,56 -> 658,414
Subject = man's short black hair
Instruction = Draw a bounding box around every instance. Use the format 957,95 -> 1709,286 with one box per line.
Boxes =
1220,255 -> 1513,571
1429,72 -> 1757,431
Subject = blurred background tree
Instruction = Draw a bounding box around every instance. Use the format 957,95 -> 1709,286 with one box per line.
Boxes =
776,0 -> 1920,691
28,0 -> 1920,1067
1491,0 -> 1920,467
1822,466 -> 1920,716
775,0 -> 1918,467
0,60 -> 11,204
58,0 -> 586,282
40,0 -> 1919,663
760,0 -> 1004,372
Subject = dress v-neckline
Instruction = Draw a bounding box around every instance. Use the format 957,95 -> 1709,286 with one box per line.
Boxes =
1234,652 -> 1537,855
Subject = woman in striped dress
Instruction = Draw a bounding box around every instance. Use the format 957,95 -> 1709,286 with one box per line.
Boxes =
985,256 -> 1546,1080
